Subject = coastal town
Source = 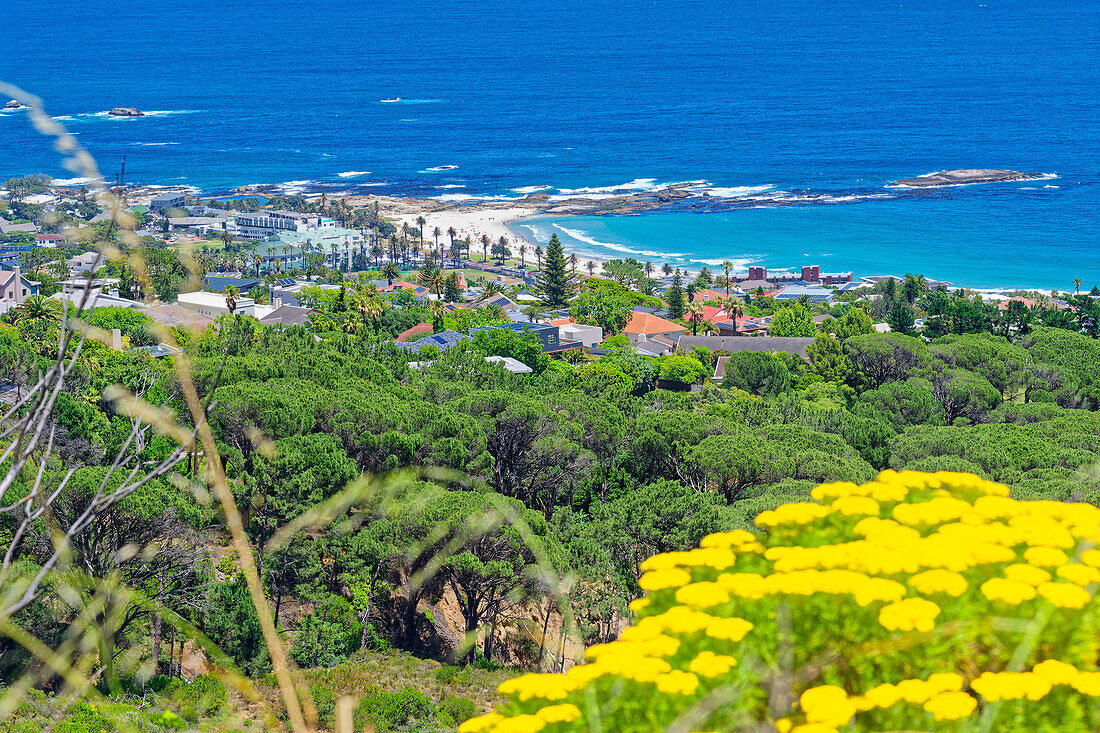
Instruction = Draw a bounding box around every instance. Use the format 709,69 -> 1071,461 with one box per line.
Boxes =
1,174 -> 1088,387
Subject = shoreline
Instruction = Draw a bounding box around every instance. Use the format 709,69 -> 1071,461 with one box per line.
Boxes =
57,178 -> 1075,296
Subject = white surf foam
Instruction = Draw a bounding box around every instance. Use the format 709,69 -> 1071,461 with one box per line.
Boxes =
51,177 -> 92,186
552,224 -> 685,259
435,184 -> 466,189
512,185 -> 553,194
422,164 -> 459,172
337,171 -> 371,178
689,257 -> 757,269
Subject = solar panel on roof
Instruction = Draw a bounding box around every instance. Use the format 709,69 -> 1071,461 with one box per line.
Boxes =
432,336 -> 447,344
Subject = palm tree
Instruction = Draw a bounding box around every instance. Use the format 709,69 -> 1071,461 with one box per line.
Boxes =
481,234 -> 490,263
494,236 -> 511,265
722,296 -> 745,333
254,254 -> 262,277
721,260 -> 734,296
15,294 -> 61,324
432,226 -> 442,259
359,296 -> 384,333
586,261 -> 596,277
381,262 -> 399,286
430,270 -> 446,298
415,215 -> 426,249
447,226 -> 457,259
519,244 -> 527,269
482,280 -> 505,298
662,263 -> 673,277
223,285 -> 240,314
534,246 -> 543,271
428,299 -> 449,330
1074,278 -> 1083,295
463,236 -> 472,266
645,261 -> 654,279
370,243 -> 384,268
686,300 -> 704,336
569,253 -> 579,277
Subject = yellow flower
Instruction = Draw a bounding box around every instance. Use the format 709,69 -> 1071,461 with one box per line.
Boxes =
1081,548 -> 1100,568
699,529 -> 757,548
799,685 -> 856,727
1056,563 -> 1100,586
1025,546 -> 1070,566
638,568 -> 692,591
878,598 -> 940,632
689,651 -> 738,678
629,597 -> 650,612
703,617 -> 754,641
756,502 -> 830,528
459,713 -> 503,732
863,683 -> 901,708
1037,581 -> 1092,609
535,704 -> 582,724
716,572 -> 768,599
830,495 -> 880,516
971,672 -> 1052,702
923,691 -> 977,721
655,670 -> 699,695
1071,671 -> 1100,696
493,714 -> 546,733
892,495 -> 972,526
908,569 -> 968,597
1033,659 -> 1079,685
791,726 -> 839,733
676,582 -> 731,608
980,577 -> 1037,605
1004,563 -> 1052,585
498,674 -> 576,701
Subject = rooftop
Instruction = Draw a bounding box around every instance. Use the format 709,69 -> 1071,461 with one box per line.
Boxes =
624,311 -> 686,336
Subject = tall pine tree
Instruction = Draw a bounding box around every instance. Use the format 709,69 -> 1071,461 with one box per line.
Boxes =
666,269 -> 685,319
538,234 -> 572,308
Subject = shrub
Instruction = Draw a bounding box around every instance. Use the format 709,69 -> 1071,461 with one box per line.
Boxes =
55,702 -> 114,733
440,695 -> 478,726
466,471 -> 1100,732
310,684 -> 336,730
435,664 -> 462,684
167,674 -> 227,722
356,687 -> 435,731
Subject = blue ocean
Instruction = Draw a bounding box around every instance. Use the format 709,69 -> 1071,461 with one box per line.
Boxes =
2,0 -> 1097,290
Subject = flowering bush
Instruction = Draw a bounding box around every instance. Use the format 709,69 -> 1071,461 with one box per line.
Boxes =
461,471 -> 1100,732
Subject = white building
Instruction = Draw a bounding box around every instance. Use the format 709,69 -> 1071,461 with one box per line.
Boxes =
67,251 -> 102,276
177,290 -> 256,318
234,210 -> 336,240
558,323 -> 603,347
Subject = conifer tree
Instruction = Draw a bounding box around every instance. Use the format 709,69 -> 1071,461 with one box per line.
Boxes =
538,234 -> 572,308
666,269 -> 685,319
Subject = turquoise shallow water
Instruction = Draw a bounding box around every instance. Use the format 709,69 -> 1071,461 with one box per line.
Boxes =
1,0 -> 1097,288
514,183 -> 1093,291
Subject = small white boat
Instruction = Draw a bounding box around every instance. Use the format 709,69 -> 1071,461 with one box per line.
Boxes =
380,97 -> 402,103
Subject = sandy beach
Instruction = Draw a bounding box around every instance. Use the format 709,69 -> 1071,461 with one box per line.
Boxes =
388,207 -> 539,249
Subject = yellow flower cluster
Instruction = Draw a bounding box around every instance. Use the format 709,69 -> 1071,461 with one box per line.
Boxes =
462,471 -> 1100,733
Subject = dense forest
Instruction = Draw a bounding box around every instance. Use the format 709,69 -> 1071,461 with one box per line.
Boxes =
5,266 -> 1100,730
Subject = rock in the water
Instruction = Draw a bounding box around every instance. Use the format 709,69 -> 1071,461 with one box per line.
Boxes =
108,107 -> 145,117
891,169 -> 1043,187
4,100 -> 20,109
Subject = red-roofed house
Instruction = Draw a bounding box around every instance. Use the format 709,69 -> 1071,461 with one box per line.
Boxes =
997,296 -> 1036,311
35,233 -> 66,247
548,317 -> 575,326
624,311 -> 685,355
396,323 -> 434,342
